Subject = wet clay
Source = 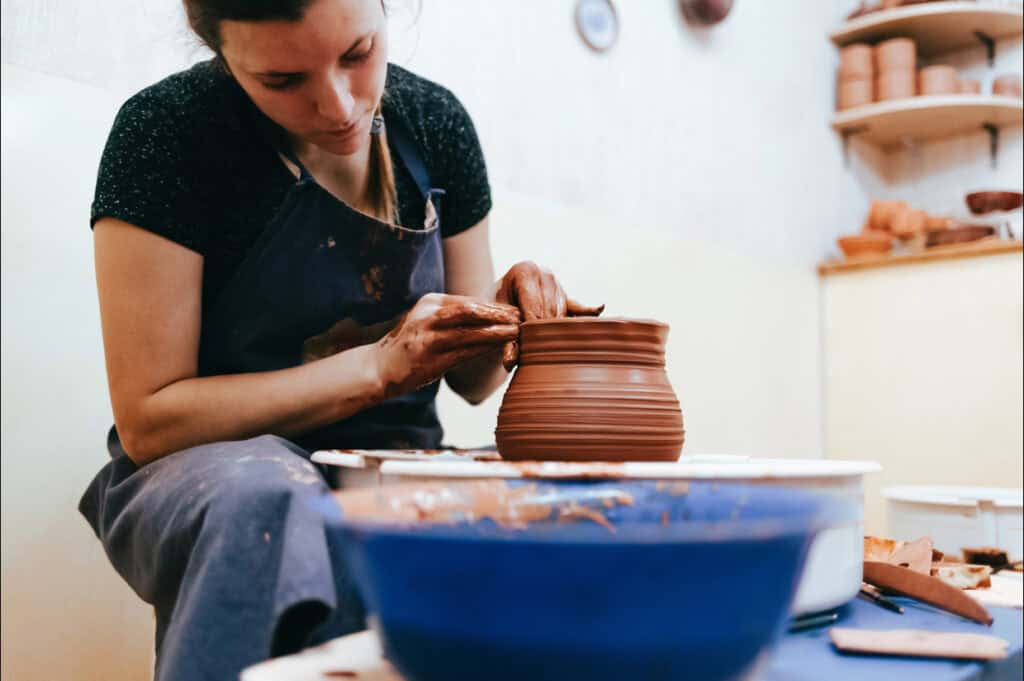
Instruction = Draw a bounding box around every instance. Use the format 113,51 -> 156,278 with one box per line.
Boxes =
334,480 -> 633,531
496,318 -> 685,462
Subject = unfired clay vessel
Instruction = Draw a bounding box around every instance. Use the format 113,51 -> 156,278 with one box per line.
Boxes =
838,231 -> 893,258
957,79 -> 981,95
838,79 -> 874,110
839,44 -> 874,80
495,318 -> 684,462
874,38 -> 916,72
918,65 -> 957,96
965,191 -> 1024,214
876,71 -> 916,100
993,74 -> 1023,98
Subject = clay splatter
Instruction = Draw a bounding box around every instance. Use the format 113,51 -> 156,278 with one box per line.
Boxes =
361,265 -> 386,302
558,503 -> 616,533
655,481 -> 690,496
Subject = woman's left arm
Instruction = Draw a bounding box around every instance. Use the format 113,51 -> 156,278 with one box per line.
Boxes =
442,216 -> 603,404
442,216 -> 509,404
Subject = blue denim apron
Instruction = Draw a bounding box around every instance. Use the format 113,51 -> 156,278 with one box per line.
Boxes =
80,114 -> 446,680
200,115 -> 447,451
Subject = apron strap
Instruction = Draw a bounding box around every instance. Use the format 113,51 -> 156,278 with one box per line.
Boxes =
385,115 -> 446,212
280,145 -> 314,182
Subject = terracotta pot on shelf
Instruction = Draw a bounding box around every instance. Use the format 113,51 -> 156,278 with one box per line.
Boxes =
839,43 -> 874,80
874,38 -> 916,72
892,207 -> 927,238
877,70 -> 917,100
847,1 -> 880,20
924,214 -> 951,232
918,65 -> 958,96
838,79 -> 874,110
838,231 -> 893,258
495,318 -> 685,463
926,224 -> 996,247
956,78 -> 982,95
868,199 -> 908,232
993,74 -> 1023,98
965,190 -> 1024,214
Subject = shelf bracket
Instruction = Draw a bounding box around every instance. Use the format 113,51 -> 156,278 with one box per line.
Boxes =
839,125 -> 868,166
974,31 -> 996,67
982,122 -> 999,168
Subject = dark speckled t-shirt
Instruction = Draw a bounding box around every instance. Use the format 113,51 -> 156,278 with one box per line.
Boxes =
91,60 -> 491,312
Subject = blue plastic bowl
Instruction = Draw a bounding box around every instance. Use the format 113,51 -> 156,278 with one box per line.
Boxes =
324,480 -> 847,681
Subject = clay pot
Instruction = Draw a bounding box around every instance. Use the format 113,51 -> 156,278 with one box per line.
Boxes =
924,214 -> 951,232
874,38 -> 916,72
956,79 -> 981,95
839,44 -> 875,80
891,207 -> 927,237
965,190 -> 1024,214
993,74 -> 1023,98
868,199 -> 908,232
918,65 -> 958,96
926,224 -> 996,247
679,0 -> 733,25
838,78 -> 874,110
838,231 -> 893,258
495,318 -> 684,462
877,71 -> 917,100
847,2 -> 880,20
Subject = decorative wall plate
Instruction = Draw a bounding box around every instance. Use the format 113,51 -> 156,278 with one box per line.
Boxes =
575,0 -> 619,53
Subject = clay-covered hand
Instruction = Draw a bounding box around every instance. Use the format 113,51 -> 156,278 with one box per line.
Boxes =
373,293 -> 521,398
494,261 -> 604,370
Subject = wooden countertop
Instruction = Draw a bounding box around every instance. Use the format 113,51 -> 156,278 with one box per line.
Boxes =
819,239 -> 1023,275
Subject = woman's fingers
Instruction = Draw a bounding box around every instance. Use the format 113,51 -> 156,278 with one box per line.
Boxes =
434,323 -> 520,352
501,340 -> 519,372
541,270 -> 567,318
512,273 -> 547,321
566,299 -> 605,317
445,343 -> 510,372
432,297 -> 521,328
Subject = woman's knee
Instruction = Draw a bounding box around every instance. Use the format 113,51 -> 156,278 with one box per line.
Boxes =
197,435 -> 327,509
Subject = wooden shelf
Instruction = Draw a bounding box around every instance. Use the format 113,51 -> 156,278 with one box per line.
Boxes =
830,2 -> 1024,57
831,94 -> 1023,148
818,238 -> 1023,274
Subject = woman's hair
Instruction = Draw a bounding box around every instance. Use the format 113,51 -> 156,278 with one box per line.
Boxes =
183,0 -> 398,224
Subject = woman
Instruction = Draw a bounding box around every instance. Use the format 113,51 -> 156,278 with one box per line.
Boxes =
79,1 -> 598,678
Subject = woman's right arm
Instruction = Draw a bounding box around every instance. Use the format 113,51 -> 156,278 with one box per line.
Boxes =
95,218 -> 519,465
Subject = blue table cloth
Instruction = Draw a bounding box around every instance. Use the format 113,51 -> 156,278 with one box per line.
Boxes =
763,599 -> 1022,681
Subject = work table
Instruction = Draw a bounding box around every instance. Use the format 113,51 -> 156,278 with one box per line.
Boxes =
243,593 -> 1023,681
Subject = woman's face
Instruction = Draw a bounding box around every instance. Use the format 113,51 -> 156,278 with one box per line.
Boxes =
220,0 -> 388,156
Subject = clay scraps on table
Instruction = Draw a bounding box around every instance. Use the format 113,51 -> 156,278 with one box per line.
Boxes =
864,535 -> 934,575
335,480 -> 634,531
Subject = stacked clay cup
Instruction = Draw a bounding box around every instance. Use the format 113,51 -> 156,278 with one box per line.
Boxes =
495,318 -> 684,462
918,65 -> 958,96
837,43 -> 874,110
874,38 -> 916,101
957,78 -> 981,95
993,73 -> 1023,98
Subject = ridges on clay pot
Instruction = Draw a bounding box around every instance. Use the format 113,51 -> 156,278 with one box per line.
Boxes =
495,317 -> 684,462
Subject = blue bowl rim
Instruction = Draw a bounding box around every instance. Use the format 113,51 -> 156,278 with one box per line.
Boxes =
328,481 -> 847,546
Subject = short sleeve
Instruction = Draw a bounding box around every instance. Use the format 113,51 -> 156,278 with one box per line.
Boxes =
91,93 -> 214,254
430,89 -> 492,239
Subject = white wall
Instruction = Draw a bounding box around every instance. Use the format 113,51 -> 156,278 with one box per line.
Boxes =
823,254 -> 1024,536
2,2 -> 853,679
1,66 -> 156,681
